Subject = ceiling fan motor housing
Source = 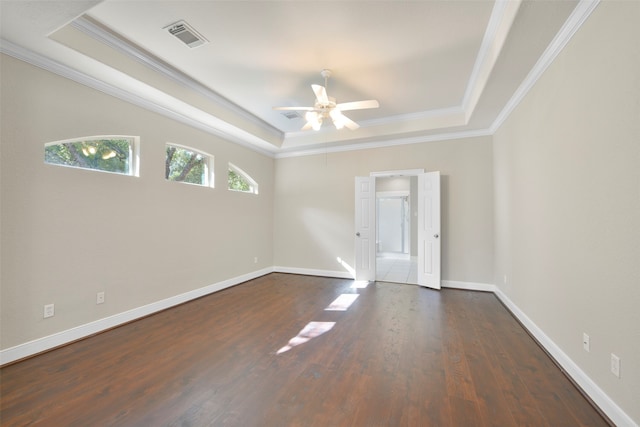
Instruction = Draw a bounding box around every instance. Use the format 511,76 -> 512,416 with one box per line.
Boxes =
315,97 -> 337,117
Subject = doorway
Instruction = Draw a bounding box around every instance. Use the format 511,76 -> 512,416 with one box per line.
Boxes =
375,177 -> 417,284
355,170 -> 441,289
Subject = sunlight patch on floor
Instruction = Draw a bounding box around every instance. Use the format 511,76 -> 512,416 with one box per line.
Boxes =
276,322 -> 336,355
350,280 -> 369,289
325,294 -> 359,311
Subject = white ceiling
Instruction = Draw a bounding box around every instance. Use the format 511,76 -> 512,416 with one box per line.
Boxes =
0,0 -> 586,156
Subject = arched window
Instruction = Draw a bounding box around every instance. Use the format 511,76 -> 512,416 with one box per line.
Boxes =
44,136 -> 139,176
228,162 -> 258,194
165,143 -> 214,188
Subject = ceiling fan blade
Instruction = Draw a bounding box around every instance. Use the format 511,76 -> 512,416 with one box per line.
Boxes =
312,84 -> 329,104
336,100 -> 379,111
341,114 -> 360,130
273,106 -> 315,111
331,110 -> 360,130
301,121 -> 314,131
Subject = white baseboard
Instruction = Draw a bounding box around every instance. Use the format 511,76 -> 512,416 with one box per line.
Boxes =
273,266 -> 354,279
0,267 -> 273,366
1,269 -> 636,426
441,280 -> 496,292
274,271 -> 498,293
494,287 -> 637,427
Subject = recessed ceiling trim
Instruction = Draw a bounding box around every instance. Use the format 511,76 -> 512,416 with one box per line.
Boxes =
277,0 -> 521,141
0,0 -> 599,159
490,0 -> 601,133
0,39 -> 278,157
462,0 -> 522,121
282,108 -> 468,149
275,129 -> 493,159
283,106 -> 466,141
72,15 -> 283,141
73,10 -> 494,144
357,106 -> 466,128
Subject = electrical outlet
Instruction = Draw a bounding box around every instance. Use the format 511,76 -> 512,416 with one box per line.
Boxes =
582,333 -> 590,352
97,291 -> 105,305
254,257 -> 258,264
44,304 -> 55,318
611,354 -> 620,378
503,275 -> 507,284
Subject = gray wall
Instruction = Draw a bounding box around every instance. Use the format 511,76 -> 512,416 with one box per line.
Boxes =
273,137 -> 495,284
0,55 -> 275,349
493,1 -> 640,422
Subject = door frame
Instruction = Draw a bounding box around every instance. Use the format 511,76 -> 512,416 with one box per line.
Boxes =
357,169 -> 425,283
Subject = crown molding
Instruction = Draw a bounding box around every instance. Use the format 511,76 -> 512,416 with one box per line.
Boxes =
1,0 -> 600,159
2,39 -> 486,160
280,0 -> 514,138
275,128 -> 492,159
0,39 -> 277,158
283,106 -> 465,141
462,0 -> 522,121
72,16 -> 283,143
281,0 -> 518,138
490,0 -> 601,133
355,106 -> 466,129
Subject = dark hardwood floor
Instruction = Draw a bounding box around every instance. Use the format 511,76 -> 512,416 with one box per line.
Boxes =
0,273 -> 609,426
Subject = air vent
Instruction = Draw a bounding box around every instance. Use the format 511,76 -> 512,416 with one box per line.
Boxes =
165,20 -> 208,48
281,111 -> 301,120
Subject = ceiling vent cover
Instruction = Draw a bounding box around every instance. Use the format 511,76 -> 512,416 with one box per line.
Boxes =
165,20 -> 208,48
281,111 -> 301,120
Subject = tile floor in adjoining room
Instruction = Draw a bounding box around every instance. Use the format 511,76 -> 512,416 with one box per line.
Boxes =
376,253 -> 417,284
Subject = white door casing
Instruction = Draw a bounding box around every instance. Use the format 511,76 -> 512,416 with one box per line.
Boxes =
417,171 -> 441,289
354,177 -> 376,281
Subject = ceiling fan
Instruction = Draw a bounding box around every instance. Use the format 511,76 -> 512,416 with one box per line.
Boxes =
273,69 -> 379,131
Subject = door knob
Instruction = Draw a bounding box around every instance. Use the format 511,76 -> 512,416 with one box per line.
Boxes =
356,232 -> 361,237
434,234 -> 439,238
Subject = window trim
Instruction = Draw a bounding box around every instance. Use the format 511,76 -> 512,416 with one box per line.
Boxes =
44,135 -> 140,177
228,162 -> 259,194
165,142 -> 215,188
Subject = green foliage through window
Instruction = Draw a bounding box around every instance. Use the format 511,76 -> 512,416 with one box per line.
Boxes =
228,163 -> 258,194
165,144 -> 212,187
45,137 -> 135,175
228,169 -> 250,192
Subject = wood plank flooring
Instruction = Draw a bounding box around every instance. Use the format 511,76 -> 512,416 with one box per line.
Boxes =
0,273 -> 610,426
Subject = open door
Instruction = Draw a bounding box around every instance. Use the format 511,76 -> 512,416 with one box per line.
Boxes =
354,177 -> 376,281
417,171 -> 441,289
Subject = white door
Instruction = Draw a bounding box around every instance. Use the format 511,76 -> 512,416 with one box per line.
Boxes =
417,172 -> 441,289
354,177 -> 376,281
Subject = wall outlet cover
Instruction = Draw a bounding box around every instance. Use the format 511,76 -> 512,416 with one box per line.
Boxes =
44,304 -> 55,318
611,353 -> 621,378
582,333 -> 590,352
